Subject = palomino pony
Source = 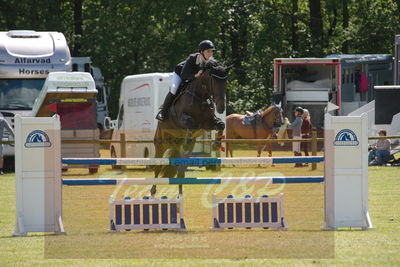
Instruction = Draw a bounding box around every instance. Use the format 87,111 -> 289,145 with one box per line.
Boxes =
151,61 -> 228,196
226,104 -> 283,159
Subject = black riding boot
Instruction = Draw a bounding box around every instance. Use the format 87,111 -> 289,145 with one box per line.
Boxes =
213,115 -> 225,130
294,152 -> 304,167
156,92 -> 175,121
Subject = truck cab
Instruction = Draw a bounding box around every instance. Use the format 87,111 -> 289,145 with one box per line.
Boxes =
0,30 -> 71,159
71,57 -> 110,130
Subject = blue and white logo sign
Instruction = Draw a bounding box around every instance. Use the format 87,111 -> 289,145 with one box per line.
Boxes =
333,129 -> 359,146
25,130 -> 52,148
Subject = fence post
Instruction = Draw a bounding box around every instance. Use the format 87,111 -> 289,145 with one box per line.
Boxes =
120,133 -> 126,170
311,131 -> 317,170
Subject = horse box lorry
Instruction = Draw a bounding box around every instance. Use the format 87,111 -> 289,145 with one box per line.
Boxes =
273,54 -> 393,129
110,73 -> 225,163
0,30 -> 72,159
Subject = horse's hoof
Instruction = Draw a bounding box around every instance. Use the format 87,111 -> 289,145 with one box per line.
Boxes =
271,164 -> 275,167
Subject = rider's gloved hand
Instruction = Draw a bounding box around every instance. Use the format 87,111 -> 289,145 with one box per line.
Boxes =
195,70 -> 203,78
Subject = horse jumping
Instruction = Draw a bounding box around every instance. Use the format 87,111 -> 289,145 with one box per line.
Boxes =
151,61 -> 229,196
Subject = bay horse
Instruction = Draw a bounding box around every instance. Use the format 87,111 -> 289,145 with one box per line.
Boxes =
151,61 -> 228,196
226,104 -> 283,160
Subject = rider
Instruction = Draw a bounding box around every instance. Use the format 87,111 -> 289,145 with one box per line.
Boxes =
156,40 -> 216,122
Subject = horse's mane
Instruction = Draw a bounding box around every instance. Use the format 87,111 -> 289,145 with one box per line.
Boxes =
262,105 -> 277,116
201,60 -> 227,80
202,59 -> 219,69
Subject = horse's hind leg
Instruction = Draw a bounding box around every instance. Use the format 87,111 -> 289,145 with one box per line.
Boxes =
257,143 -> 263,168
177,139 -> 195,196
151,147 -> 177,197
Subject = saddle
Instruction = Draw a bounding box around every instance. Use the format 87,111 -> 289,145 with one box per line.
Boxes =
242,110 -> 262,126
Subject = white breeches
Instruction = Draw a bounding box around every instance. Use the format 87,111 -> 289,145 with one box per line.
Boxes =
170,72 -> 182,95
292,136 -> 302,153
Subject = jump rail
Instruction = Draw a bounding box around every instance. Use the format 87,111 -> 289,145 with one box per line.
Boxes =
62,176 -> 325,186
62,156 -> 324,166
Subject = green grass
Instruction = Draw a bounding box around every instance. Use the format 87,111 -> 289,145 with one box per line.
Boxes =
0,150 -> 399,266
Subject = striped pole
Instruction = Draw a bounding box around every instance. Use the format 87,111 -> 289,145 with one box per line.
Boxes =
62,176 -> 324,186
62,156 -> 324,166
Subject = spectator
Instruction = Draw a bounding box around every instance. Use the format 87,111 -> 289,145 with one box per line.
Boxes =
287,107 -> 304,167
301,109 -> 312,165
0,114 -> 14,174
368,130 -> 391,166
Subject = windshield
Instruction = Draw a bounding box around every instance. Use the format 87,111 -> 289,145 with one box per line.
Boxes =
0,79 -> 45,110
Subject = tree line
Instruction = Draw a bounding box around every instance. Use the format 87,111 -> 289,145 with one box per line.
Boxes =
1,0 -> 399,117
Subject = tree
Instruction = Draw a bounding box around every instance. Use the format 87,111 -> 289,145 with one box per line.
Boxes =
308,0 -> 324,56
72,0 -> 83,57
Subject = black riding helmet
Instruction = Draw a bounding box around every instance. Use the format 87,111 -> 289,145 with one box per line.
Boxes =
295,107 -> 304,115
198,40 -> 215,51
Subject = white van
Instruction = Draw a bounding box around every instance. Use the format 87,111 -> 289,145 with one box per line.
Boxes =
110,73 -> 225,163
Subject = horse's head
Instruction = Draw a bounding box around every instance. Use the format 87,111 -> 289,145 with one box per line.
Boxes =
201,61 -> 228,114
263,104 -> 284,128
273,103 -> 284,127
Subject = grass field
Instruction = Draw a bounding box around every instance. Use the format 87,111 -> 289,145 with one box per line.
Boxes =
0,149 -> 399,266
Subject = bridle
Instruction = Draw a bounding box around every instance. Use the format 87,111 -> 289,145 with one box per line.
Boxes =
184,68 -> 227,107
260,105 -> 282,130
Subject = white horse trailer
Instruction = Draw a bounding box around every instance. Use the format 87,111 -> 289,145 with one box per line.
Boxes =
32,72 -> 100,173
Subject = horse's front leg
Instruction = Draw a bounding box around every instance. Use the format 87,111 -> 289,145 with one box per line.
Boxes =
257,143 -> 263,168
212,129 -> 224,151
267,142 -> 275,167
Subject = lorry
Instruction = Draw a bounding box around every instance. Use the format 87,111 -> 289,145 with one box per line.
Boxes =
110,73 -> 225,167
71,57 -> 109,130
272,54 -> 393,129
0,30 -> 72,164
32,71 -> 100,173
349,35 -> 400,139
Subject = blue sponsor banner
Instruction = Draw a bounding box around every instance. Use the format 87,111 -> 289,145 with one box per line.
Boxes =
272,177 -> 324,183
168,178 -> 222,184
272,157 -> 324,164
62,179 -> 117,186
169,158 -> 221,166
62,158 -> 117,165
